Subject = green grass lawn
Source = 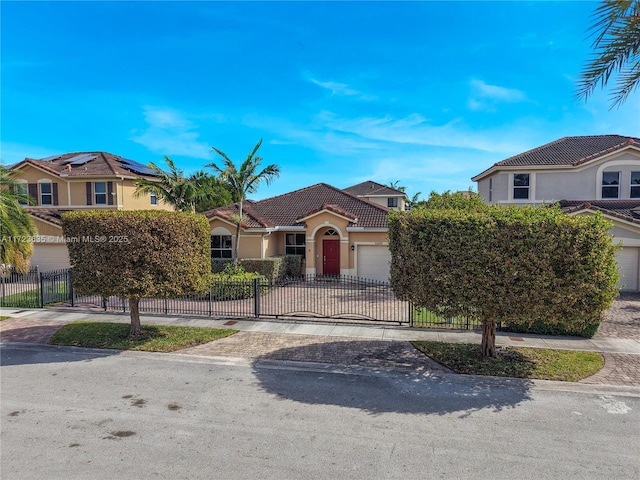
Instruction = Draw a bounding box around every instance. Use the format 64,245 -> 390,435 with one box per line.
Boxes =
1,283 -> 69,308
412,341 -> 604,381
0,316 -> 9,321
411,309 -> 482,329
48,322 -> 238,352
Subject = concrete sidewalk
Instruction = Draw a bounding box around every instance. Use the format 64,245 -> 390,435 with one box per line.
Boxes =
1,307 -> 639,386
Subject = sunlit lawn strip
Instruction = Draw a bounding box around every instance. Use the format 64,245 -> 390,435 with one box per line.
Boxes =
0,316 -> 9,321
411,341 -> 604,382
49,322 -> 238,352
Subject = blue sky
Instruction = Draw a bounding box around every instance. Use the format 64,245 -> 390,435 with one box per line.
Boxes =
2,1 -> 638,201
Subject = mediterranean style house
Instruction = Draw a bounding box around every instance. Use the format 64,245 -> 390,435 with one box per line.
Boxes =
205,182 -> 402,281
10,151 -> 172,270
472,135 -> 640,291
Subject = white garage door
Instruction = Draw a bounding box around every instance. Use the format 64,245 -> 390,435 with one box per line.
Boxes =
616,247 -> 639,291
357,245 -> 391,282
30,244 -> 70,272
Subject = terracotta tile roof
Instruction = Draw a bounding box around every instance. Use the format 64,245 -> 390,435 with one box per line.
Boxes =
12,152 -> 160,180
496,135 -> 639,167
205,183 -> 390,229
24,208 -> 70,226
473,135 -> 640,180
343,180 -> 406,197
558,200 -> 640,225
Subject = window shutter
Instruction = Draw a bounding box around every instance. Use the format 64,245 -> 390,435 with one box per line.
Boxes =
86,182 -> 92,205
52,183 -> 59,206
107,181 -> 114,205
28,183 -> 38,205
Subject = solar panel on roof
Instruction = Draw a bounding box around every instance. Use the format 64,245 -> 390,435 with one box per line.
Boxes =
40,154 -> 61,162
62,154 -> 96,166
118,158 -> 158,176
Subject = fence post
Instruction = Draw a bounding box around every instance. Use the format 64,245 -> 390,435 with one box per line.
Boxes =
1,273 -> 5,307
253,278 -> 260,317
164,298 -> 168,315
68,270 -> 74,307
39,272 -> 45,308
208,288 -> 212,317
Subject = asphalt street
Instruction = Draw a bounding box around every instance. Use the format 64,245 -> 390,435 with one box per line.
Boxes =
1,343 -> 638,480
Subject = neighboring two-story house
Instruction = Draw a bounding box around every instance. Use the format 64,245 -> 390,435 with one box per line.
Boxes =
343,180 -> 408,211
10,151 -> 171,270
472,135 -> 640,291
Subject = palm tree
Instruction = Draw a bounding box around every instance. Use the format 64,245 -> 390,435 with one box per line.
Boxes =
189,170 -> 233,213
576,0 -> 640,108
0,165 -> 37,273
134,158 -> 230,213
207,139 -> 280,263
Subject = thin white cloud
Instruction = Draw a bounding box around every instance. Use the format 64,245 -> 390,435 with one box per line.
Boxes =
310,78 -> 378,101
317,111 -> 530,154
468,79 -> 529,112
470,79 -> 527,102
131,106 -> 212,159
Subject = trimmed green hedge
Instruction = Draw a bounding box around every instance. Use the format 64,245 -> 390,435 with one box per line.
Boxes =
210,264 -> 269,300
389,205 -> 619,344
211,255 -> 303,281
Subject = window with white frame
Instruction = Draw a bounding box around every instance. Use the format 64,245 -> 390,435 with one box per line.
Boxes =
16,182 -> 28,205
631,172 -> 640,199
602,171 -> 620,199
211,235 -> 232,258
387,197 -> 398,208
150,192 -> 158,205
40,182 -> 53,205
94,182 -> 107,205
513,174 -> 530,200
285,233 -> 305,258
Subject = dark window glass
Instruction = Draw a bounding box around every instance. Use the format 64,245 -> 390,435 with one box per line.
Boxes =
285,233 -> 305,258
211,235 -> 232,258
40,183 -> 52,205
94,182 -> 107,205
631,172 -> 640,198
387,197 -> 398,208
16,183 -> 27,205
602,172 -> 619,198
513,174 -> 529,200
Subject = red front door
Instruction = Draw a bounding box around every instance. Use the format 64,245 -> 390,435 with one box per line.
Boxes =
323,239 -> 340,275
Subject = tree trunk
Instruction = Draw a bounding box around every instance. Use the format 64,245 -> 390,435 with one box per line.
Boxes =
481,317 -> 497,358
129,297 -> 142,336
234,222 -> 241,266
234,200 -> 242,266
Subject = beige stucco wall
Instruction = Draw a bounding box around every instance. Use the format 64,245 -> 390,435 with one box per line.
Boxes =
478,149 -> 640,204
120,180 -> 172,210
13,165 -> 70,206
13,165 -> 172,211
209,212 -> 390,274
362,195 -> 405,211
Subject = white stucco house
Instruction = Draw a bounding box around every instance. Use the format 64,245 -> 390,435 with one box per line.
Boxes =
472,135 -> 640,291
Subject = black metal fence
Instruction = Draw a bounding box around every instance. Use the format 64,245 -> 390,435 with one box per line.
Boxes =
0,268 -> 72,309
1,270 -> 479,330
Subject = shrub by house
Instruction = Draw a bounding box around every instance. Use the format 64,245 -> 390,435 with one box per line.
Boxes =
62,210 -> 211,335
389,205 -> 619,357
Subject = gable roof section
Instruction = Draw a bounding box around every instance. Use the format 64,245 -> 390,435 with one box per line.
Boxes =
472,135 -> 640,181
24,208 -> 69,227
11,151 -> 160,180
343,180 -> 406,197
205,183 -> 390,229
558,199 -> 640,226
